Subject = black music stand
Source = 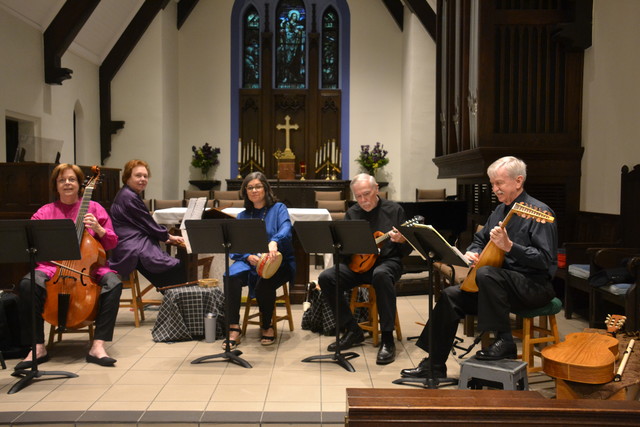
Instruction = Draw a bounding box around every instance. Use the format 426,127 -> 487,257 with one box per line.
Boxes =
184,218 -> 269,369
293,220 -> 377,372
392,224 -> 469,388
0,219 -> 81,394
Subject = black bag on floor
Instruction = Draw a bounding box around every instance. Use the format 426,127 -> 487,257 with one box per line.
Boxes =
0,291 -> 30,359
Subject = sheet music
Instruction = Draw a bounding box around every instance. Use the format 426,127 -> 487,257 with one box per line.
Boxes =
411,224 -> 471,267
180,197 -> 207,254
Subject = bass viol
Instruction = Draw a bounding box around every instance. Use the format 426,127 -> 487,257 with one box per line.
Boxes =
43,166 -> 105,331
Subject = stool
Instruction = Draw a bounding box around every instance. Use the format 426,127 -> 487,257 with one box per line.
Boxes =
119,270 -> 163,327
241,282 -> 294,338
459,356 -> 529,391
512,297 -> 562,373
47,323 -> 94,349
349,284 -> 402,347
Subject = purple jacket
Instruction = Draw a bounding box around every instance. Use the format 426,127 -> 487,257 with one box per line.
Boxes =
108,185 -> 179,278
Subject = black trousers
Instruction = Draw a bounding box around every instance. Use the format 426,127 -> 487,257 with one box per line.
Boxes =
415,265 -> 555,365
137,261 -> 187,288
227,264 -> 292,330
318,259 -> 403,332
19,271 -> 123,345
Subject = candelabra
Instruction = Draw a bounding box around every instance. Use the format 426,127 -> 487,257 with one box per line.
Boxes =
237,138 -> 265,178
314,138 -> 342,179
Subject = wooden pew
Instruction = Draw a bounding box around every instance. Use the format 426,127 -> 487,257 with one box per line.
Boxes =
346,388 -> 640,426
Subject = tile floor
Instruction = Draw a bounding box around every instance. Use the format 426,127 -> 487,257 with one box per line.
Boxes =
0,270 -> 590,426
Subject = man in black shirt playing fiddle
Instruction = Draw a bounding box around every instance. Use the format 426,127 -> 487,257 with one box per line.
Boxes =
318,173 -> 412,365
400,156 -> 558,380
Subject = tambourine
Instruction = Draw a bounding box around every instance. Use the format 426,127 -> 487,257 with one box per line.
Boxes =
257,251 -> 283,279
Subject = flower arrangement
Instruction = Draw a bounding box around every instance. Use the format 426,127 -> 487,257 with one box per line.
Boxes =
191,143 -> 221,178
356,142 -> 389,176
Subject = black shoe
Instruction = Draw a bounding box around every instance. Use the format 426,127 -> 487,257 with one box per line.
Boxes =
86,354 -> 117,366
376,342 -> 396,365
14,354 -> 50,371
400,358 -> 447,379
475,338 -> 517,361
327,329 -> 365,352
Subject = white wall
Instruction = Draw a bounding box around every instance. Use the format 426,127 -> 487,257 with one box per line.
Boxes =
400,9 -> 455,201
0,8 -> 100,165
2,1 -> 638,213
581,0 -> 640,214
178,0 -> 232,193
348,0 -> 404,197
106,2 -> 180,199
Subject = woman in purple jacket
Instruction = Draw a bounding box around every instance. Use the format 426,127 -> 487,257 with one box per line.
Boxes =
109,160 -> 187,288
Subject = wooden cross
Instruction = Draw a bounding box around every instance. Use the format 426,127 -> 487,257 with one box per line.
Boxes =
276,115 -> 298,158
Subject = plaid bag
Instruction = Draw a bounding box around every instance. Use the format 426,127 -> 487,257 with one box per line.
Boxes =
301,285 -> 369,336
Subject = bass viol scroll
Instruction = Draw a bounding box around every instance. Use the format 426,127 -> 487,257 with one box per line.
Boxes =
43,166 -> 105,331
460,202 -> 554,292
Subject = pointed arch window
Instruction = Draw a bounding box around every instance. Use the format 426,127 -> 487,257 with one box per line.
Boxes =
242,6 -> 260,88
321,6 -> 339,89
232,0 -> 350,179
275,1 -> 306,88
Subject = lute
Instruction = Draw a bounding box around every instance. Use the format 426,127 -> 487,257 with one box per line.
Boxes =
460,202 -> 555,292
540,314 -> 625,384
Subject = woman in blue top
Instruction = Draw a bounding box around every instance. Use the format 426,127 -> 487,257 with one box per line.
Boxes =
225,172 -> 295,348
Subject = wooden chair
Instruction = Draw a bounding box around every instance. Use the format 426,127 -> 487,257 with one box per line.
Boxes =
212,190 -> 240,200
511,297 -> 562,373
142,199 -> 153,212
119,271 -> 163,327
349,284 -> 402,346
316,199 -> 347,221
314,190 -> 343,201
241,282 -> 294,338
216,199 -> 244,208
183,189 -> 210,201
153,199 -> 184,210
47,323 -> 94,349
416,188 -> 446,201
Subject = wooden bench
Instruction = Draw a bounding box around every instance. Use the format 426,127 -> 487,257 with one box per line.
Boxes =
346,388 -> 640,426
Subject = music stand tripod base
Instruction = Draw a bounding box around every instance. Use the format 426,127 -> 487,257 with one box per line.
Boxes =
293,220 -> 378,373
191,349 -> 251,369
1,219 -> 82,395
302,351 -> 360,373
185,219 -> 272,370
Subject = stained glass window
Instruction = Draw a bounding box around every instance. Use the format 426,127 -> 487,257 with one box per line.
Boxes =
321,7 -> 339,88
275,0 -> 306,88
242,6 -> 260,88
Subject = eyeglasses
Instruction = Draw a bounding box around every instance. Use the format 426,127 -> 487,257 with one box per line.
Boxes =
246,185 -> 264,192
57,178 -> 78,184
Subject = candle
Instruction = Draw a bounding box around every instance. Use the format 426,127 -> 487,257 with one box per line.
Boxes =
238,138 -> 242,164
300,161 -> 306,174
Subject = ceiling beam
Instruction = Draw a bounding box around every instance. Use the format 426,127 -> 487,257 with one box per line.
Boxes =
382,0 -> 404,31
177,0 -> 199,30
100,0 -> 170,164
404,0 -> 436,41
43,0 -> 100,85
